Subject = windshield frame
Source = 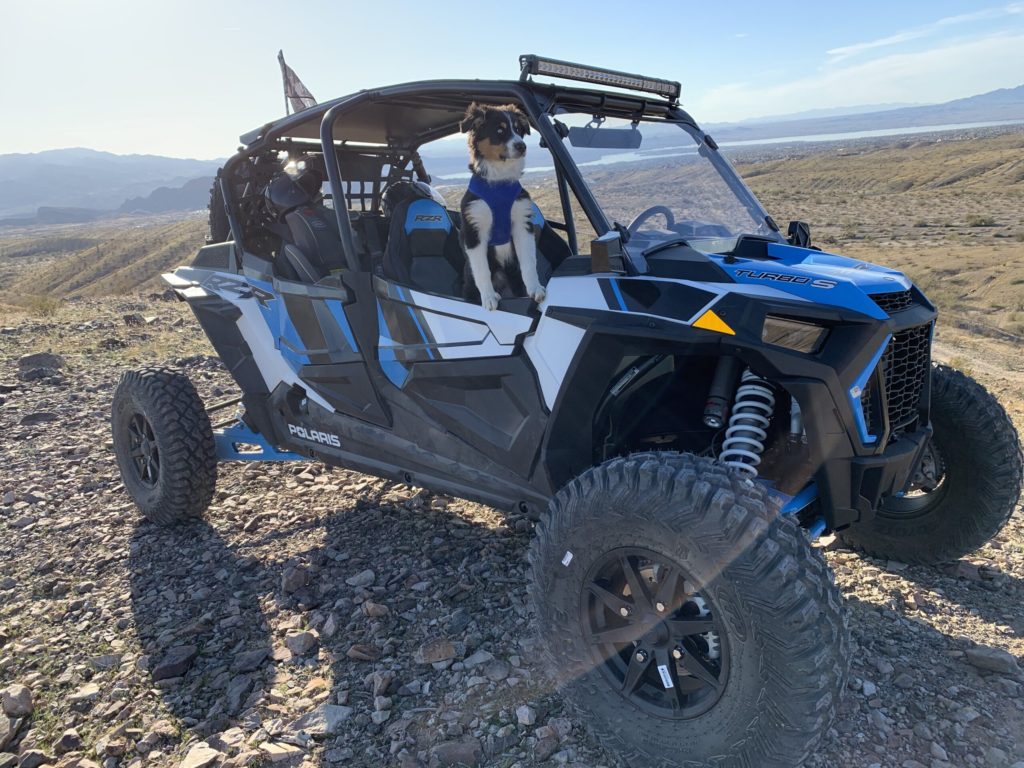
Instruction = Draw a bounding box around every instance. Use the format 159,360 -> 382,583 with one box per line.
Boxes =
533,104 -> 782,271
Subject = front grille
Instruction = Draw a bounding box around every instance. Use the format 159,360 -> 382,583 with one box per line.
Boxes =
859,322 -> 932,437
871,289 -> 914,314
883,323 -> 931,427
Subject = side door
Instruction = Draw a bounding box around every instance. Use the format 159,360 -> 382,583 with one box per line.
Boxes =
374,280 -> 549,477
266,275 -> 389,426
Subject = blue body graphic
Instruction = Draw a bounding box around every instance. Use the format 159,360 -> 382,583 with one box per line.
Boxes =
215,421 -> 307,462
715,243 -> 911,319
377,303 -> 410,388
849,334 -> 892,445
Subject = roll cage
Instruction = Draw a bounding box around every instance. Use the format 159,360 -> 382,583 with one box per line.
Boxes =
216,78 -> 716,276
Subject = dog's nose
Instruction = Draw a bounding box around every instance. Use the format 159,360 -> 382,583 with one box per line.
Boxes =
513,140 -> 526,155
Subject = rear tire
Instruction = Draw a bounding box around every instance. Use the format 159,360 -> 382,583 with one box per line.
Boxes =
838,364 -> 1022,564
207,169 -> 230,244
112,367 -> 217,525
529,452 -> 849,768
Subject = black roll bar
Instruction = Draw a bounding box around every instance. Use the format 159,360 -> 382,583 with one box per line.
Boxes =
314,80 -> 687,271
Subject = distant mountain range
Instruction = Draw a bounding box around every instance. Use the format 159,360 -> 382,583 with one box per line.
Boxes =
0,149 -> 220,222
727,102 -> 924,125
422,84 -> 1024,179
119,176 -> 214,215
704,85 -> 1024,142
2,84 -> 1023,226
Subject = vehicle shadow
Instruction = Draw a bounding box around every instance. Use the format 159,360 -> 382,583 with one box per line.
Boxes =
128,479 -> 543,767
128,518 -> 275,739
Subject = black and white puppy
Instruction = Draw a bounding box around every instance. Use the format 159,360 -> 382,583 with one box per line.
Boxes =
459,103 -> 545,310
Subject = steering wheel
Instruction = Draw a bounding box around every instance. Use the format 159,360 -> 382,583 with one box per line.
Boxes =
627,206 -> 676,234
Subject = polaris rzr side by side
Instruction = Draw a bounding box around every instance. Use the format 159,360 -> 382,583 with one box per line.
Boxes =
112,55 -> 1023,767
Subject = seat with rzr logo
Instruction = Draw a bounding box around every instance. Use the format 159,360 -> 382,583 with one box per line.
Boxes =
381,181 -> 465,297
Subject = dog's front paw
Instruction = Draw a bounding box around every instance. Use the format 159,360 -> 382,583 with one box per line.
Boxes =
481,291 -> 500,311
529,286 -> 547,304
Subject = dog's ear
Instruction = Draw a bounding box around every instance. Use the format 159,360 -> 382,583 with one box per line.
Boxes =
460,103 -> 486,133
511,108 -> 531,137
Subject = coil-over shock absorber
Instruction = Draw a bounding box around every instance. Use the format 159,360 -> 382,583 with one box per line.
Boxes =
720,369 -> 776,478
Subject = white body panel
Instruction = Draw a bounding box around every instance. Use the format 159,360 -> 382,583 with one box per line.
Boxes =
524,315 -> 587,409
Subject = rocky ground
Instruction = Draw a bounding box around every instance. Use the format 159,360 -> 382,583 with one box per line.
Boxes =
1,296 -> 1023,768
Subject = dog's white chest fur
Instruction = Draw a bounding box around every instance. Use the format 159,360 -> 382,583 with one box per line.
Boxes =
463,199 -> 521,267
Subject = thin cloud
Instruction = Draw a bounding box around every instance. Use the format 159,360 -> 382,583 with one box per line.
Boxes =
693,31 -> 1024,123
827,3 -> 1024,62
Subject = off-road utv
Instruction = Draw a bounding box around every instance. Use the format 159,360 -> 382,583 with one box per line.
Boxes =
112,55 -> 1023,766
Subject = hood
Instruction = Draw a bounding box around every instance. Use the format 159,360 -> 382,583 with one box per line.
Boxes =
713,242 -> 911,320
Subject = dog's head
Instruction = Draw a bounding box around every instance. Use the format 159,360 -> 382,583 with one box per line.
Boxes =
461,103 -> 531,181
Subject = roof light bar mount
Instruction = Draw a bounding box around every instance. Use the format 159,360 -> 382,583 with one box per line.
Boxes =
519,54 -> 681,103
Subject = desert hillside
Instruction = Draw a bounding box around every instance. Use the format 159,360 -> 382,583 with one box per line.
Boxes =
0,216 -> 206,303
740,130 -> 1024,337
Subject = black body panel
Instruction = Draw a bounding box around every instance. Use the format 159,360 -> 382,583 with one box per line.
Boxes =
403,355 -> 547,479
541,292 -> 937,530
186,295 -> 276,441
299,361 -> 389,424
270,383 -> 550,513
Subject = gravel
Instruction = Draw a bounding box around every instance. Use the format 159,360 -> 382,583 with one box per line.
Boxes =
0,297 -> 1022,767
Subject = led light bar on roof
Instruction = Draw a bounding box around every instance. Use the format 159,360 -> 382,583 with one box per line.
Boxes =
519,54 -> 681,102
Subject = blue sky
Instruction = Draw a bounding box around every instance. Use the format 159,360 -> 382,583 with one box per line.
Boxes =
2,0 -> 1022,159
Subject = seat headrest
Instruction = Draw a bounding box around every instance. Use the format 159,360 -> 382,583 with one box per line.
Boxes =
404,198 -> 451,235
266,172 -> 317,220
382,180 -> 447,218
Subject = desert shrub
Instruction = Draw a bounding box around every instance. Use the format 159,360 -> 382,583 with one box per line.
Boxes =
20,294 -> 63,316
966,214 -> 996,227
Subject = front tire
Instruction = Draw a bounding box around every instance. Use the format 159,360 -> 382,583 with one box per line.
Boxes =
529,453 -> 849,768
112,367 -> 217,525
838,364 -> 1022,564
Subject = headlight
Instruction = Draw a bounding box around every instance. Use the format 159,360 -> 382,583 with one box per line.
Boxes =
762,315 -> 828,353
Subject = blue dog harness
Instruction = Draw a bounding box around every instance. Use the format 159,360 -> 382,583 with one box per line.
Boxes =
468,174 -> 523,247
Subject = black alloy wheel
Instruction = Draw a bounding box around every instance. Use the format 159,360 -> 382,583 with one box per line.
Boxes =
582,547 -> 727,719
126,412 -> 160,487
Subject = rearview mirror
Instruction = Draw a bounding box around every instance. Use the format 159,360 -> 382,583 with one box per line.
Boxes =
787,220 -> 811,248
568,125 -> 643,149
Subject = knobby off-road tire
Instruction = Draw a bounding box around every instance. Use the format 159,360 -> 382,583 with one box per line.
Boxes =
839,364 -> 1023,564
207,169 -> 230,244
111,367 -> 217,525
529,452 -> 849,768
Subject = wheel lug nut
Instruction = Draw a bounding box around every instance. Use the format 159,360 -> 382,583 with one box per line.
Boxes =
655,601 -> 666,613
635,650 -> 647,662
672,647 -> 683,660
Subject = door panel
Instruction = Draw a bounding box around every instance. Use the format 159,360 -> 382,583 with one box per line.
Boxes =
401,346 -> 548,478
273,278 -> 389,425
373,278 -> 545,477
